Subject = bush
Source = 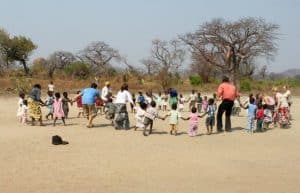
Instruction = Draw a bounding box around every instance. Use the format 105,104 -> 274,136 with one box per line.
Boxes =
189,75 -> 203,86
64,62 -> 90,79
240,79 -> 251,92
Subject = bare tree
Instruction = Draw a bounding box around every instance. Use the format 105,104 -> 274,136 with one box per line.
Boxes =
78,41 -> 121,76
140,58 -> 158,75
143,39 -> 185,90
181,17 -> 279,85
47,51 -> 76,78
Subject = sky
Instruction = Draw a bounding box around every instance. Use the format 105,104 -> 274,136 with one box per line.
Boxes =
0,0 -> 299,72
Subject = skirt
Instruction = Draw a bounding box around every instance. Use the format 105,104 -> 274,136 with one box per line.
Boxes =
28,98 -> 42,120
114,103 -> 130,129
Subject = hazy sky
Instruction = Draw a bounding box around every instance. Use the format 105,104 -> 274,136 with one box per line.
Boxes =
0,0 -> 299,72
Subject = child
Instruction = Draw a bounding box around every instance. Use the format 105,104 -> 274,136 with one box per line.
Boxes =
134,102 -> 147,131
20,99 -> 28,124
232,95 -> 241,116
213,93 -> 218,109
256,103 -> 265,132
17,92 -> 25,121
131,93 -> 136,113
137,92 -> 145,105
202,96 -> 208,112
45,91 -> 54,120
76,91 -> 84,118
145,92 -> 152,105
162,92 -> 169,111
263,104 -> 272,130
53,92 -> 66,126
156,92 -> 163,110
241,97 -> 257,134
200,98 -> 216,135
104,98 -> 116,125
164,103 -> 182,135
182,107 -> 201,137
143,101 -> 165,136
196,92 -> 203,113
62,92 -> 72,119
178,94 -> 186,112
95,97 -> 103,114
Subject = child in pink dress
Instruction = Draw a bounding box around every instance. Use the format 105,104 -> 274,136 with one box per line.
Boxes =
202,96 -> 208,112
53,92 -> 66,126
182,107 -> 201,137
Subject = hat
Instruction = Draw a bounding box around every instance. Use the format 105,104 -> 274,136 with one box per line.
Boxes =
52,135 -> 69,145
105,81 -> 110,86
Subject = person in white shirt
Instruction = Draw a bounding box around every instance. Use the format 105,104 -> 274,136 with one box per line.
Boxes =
101,81 -> 111,102
114,83 -> 135,130
188,90 -> 197,112
48,81 -> 55,92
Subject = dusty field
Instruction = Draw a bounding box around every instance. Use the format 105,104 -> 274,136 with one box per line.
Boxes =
0,95 -> 299,193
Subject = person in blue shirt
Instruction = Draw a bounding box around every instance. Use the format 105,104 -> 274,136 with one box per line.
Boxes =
73,83 -> 100,128
241,97 -> 257,134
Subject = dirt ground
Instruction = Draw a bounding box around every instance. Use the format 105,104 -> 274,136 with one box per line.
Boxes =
0,95 -> 299,193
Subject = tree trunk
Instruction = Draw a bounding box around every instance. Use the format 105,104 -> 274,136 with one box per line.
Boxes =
21,60 -> 30,75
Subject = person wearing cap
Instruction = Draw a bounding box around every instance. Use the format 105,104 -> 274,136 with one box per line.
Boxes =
101,81 -> 112,102
73,83 -> 100,128
216,76 -> 238,132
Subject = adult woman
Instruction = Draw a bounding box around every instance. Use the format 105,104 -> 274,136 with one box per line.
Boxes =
273,87 -> 289,128
114,83 -> 135,130
168,88 -> 178,107
28,84 -> 46,126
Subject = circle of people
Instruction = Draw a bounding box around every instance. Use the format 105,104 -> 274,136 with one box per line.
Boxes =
17,77 -> 292,137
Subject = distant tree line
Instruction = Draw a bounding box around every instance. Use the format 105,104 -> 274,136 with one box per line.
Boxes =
0,17 -> 280,89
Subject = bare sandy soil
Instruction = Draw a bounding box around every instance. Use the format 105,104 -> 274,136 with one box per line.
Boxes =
0,95 -> 299,193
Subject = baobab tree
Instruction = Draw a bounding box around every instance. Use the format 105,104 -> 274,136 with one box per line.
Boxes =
181,17 -> 279,86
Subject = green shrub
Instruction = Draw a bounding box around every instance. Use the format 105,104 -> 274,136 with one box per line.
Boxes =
240,79 -> 251,92
189,75 -> 203,86
64,62 -> 90,79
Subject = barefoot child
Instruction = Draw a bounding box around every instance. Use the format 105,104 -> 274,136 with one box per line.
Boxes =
202,96 -> 208,112
156,92 -> 163,111
20,99 -> 28,124
256,103 -> 265,132
45,91 -> 54,120
196,92 -> 203,113
178,94 -> 186,112
62,92 -> 72,119
143,101 -> 164,136
104,98 -> 116,125
53,92 -> 66,126
162,92 -> 168,111
17,92 -> 25,122
182,107 -> 201,137
200,98 -> 216,135
134,102 -> 147,131
164,103 -> 183,136
76,91 -> 84,118
241,97 -> 257,134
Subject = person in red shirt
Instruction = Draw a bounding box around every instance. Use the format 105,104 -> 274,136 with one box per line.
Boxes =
216,76 -> 238,132
76,91 -> 83,118
256,103 -> 265,132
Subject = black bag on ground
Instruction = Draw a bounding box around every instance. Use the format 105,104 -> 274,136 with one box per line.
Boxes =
52,135 -> 69,145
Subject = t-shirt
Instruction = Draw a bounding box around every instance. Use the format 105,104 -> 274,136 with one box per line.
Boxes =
217,82 -> 237,101
115,90 -> 134,104
189,94 -> 197,101
196,96 -> 203,104
81,88 -> 100,105
246,104 -> 257,117
30,87 -> 41,101
168,110 -> 181,125
144,107 -> 159,120
137,95 -> 145,104
77,96 -> 82,108
206,105 -> 216,118
48,84 -> 54,92
256,109 -> 264,119
283,90 -> 292,103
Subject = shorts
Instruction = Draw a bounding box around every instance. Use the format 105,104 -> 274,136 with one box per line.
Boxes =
143,117 -> 153,126
206,116 -> 215,127
83,104 -> 97,117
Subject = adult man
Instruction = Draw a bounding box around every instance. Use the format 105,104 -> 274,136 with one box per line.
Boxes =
74,83 -> 100,128
216,76 -> 238,132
